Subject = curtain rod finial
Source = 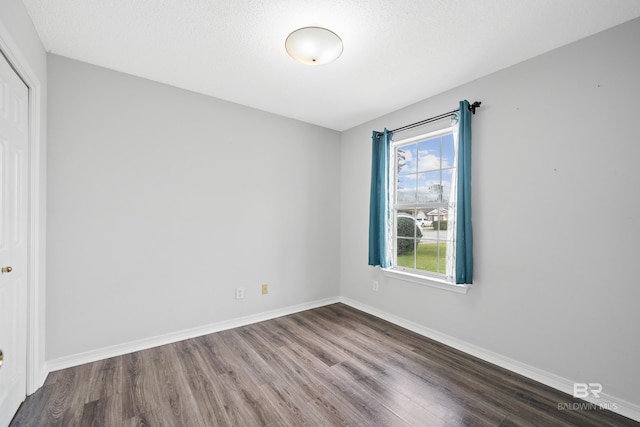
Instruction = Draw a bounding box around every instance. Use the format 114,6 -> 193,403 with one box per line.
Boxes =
468,101 -> 481,114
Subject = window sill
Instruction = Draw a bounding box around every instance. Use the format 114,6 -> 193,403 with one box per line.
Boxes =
382,268 -> 471,294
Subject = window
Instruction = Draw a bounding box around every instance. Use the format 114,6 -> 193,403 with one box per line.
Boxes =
391,127 -> 458,283
369,100 -> 474,290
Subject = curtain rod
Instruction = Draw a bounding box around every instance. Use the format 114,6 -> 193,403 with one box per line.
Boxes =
377,101 -> 481,137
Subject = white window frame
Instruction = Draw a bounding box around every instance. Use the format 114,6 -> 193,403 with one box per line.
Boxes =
383,126 -> 471,294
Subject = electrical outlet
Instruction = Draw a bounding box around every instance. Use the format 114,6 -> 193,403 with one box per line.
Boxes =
236,287 -> 244,299
372,281 -> 379,292
262,284 -> 268,295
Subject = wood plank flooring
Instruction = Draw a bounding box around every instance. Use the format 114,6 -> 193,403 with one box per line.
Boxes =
10,303 -> 638,426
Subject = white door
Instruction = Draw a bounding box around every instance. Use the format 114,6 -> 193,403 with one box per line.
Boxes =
0,52 -> 29,426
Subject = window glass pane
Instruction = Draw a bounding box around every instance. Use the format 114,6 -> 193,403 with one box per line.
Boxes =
396,212 -> 421,269
442,133 -> 455,168
396,212 -> 419,241
430,208 -> 449,232
416,209 -> 430,229
441,169 -> 453,203
415,239 -> 447,274
396,238 -> 416,269
417,138 -> 441,172
397,143 -> 417,175
417,171 -> 442,203
397,174 -> 417,203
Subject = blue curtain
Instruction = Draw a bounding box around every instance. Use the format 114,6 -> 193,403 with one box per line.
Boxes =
368,129 -> 392,267
456,100 -> 473,284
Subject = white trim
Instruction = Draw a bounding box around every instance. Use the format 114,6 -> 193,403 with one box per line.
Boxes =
339,297 -> 640,423
392,126 -> 453,146
382,268 -> 471,294
45,297 -> 340,373
0,22 -> 45,394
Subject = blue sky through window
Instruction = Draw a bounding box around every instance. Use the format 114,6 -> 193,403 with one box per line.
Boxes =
397,133 -> 454,204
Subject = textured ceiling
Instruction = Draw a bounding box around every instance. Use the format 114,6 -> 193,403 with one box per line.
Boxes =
21,0 -> 640,131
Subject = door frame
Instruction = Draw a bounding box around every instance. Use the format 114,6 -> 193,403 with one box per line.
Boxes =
0,24 -> 45,394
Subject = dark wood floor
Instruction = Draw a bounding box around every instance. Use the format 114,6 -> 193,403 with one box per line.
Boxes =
10,303 -> 638,426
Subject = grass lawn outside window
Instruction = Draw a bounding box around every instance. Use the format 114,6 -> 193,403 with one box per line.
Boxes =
396,241 -> 447,273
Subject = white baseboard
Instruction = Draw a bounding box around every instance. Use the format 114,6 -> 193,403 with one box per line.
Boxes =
339,296 -> 640,423
45,296 -> 340,375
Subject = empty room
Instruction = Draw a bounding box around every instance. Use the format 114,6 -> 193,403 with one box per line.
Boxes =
1,0 -> 640,425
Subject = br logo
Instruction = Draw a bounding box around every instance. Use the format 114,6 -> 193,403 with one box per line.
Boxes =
573,383 -> 603,398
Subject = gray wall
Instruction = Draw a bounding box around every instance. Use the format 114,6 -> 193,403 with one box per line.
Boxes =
0,0 -> 48,389
46,55 -> 341,359
340,19 -> 640,405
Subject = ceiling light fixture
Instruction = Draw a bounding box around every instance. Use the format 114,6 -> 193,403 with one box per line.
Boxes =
285,26 -> 343,66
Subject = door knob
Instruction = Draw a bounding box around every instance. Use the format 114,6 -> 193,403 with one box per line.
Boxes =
2,266 -> 12,273
0,349 -> 3,368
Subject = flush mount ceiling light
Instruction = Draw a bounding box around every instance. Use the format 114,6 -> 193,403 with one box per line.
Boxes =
285,26 -> 343,66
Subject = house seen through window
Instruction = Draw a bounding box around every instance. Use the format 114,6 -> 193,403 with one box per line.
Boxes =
392,127 -> 457,281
